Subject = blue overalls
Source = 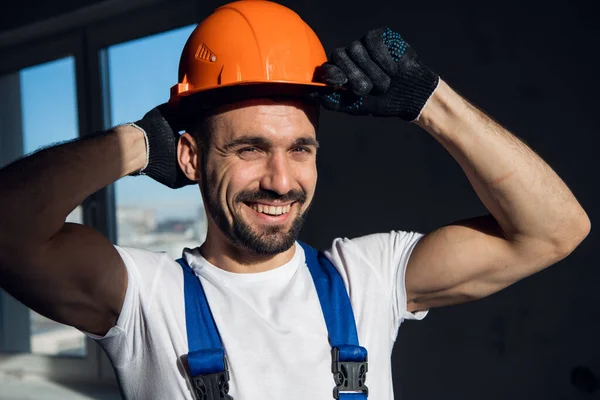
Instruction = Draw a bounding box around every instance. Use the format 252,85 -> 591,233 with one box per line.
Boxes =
176,242 -> 368,400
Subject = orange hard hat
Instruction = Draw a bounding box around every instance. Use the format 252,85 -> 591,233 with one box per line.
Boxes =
170,0 -> 328,103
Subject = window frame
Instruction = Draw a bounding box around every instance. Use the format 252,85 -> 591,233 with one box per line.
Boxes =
0,0 -> 201,384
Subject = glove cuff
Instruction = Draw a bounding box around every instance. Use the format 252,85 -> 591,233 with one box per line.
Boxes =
131,107 -> 190,189
127,123 -> 150,175
388,62 -> 440,122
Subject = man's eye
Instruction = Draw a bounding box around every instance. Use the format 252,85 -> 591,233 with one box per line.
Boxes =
238,147 -> 259,154
293,147 -> 311,153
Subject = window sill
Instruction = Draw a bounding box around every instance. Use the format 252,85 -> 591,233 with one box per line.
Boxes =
0,372 -> 121,400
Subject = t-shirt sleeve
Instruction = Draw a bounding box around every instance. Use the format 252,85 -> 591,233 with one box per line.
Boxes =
83,245 -> 168,367
346,231 -> 428,326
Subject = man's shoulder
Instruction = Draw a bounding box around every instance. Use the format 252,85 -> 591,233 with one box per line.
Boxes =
114,245 -> 183,287
325,230 -> 423,261
115,245 -> 179,266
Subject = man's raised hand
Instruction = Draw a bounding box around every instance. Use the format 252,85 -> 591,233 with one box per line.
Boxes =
132,103 -> 196,189
317,27 -> 440,122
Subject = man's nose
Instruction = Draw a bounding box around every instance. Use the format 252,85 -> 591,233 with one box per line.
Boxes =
260,152 -> 293,195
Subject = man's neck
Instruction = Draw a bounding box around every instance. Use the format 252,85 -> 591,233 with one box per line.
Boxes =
199,228 -> 297,273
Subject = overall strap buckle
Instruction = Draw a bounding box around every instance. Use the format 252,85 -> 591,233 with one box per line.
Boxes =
191,356 -> 233,400
331,347 -> 368,399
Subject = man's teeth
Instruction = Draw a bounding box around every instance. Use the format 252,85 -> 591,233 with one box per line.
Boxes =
250,203 -> 292,216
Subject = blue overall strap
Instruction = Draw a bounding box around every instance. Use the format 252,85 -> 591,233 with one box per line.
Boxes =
176,258 -> 233,400
298,242 -> 369,400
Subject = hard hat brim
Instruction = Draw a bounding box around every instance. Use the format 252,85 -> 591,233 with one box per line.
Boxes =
172,81 -> 334,109
172,80 -> 332,102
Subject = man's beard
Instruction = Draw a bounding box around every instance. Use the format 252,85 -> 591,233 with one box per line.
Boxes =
201,171 -> 311,256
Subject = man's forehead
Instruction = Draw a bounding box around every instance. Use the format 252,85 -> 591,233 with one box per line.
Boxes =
210,98 -> 318,141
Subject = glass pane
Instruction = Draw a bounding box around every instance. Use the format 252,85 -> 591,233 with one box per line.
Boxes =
106,25 -> 207,259
20,57 -> 86,357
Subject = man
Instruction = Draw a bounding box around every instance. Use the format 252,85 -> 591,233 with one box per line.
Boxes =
0,1 -> 590,399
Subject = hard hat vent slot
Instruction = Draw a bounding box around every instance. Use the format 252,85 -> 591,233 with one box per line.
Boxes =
195,43 -> 217,63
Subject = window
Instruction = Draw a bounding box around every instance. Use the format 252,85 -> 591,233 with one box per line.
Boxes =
19,57 -> 86,357
0,0 -> 198,387
105,25 -> 207,259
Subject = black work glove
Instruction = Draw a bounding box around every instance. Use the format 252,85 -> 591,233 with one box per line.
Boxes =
317,27 -> 439,122
130,103 -> 196,189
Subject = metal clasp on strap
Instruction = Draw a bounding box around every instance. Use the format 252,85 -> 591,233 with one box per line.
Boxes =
331,347 -> 368,399
191,356 -> 233,400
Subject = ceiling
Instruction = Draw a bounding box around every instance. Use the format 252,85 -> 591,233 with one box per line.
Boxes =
0,0 -> 107,34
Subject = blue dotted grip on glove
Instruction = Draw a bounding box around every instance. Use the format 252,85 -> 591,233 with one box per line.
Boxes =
324,92 -> 364,112
382,27 -> 408,63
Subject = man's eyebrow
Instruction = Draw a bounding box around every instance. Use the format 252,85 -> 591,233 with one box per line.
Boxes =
223,136 -> 320,150
294,137 -> 320,148
223,136 -> 272,151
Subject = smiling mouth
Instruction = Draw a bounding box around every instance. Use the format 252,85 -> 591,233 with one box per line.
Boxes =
246,202 -> 293,216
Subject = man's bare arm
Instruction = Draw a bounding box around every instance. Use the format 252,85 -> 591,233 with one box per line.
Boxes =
405,80 -> 590,311
0,126 -> 146,335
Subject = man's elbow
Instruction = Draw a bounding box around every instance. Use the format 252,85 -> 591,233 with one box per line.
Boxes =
550,209 -> 591,261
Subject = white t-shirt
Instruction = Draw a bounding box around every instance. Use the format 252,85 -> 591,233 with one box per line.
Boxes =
89,231 -> 426,400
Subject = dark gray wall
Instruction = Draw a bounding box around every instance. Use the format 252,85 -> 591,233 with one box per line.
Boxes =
2,0 -> 598,398
295,0 -> 599,399
0,0 -> 107,32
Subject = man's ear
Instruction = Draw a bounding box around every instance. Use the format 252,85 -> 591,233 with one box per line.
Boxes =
177,132 -> 202,181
